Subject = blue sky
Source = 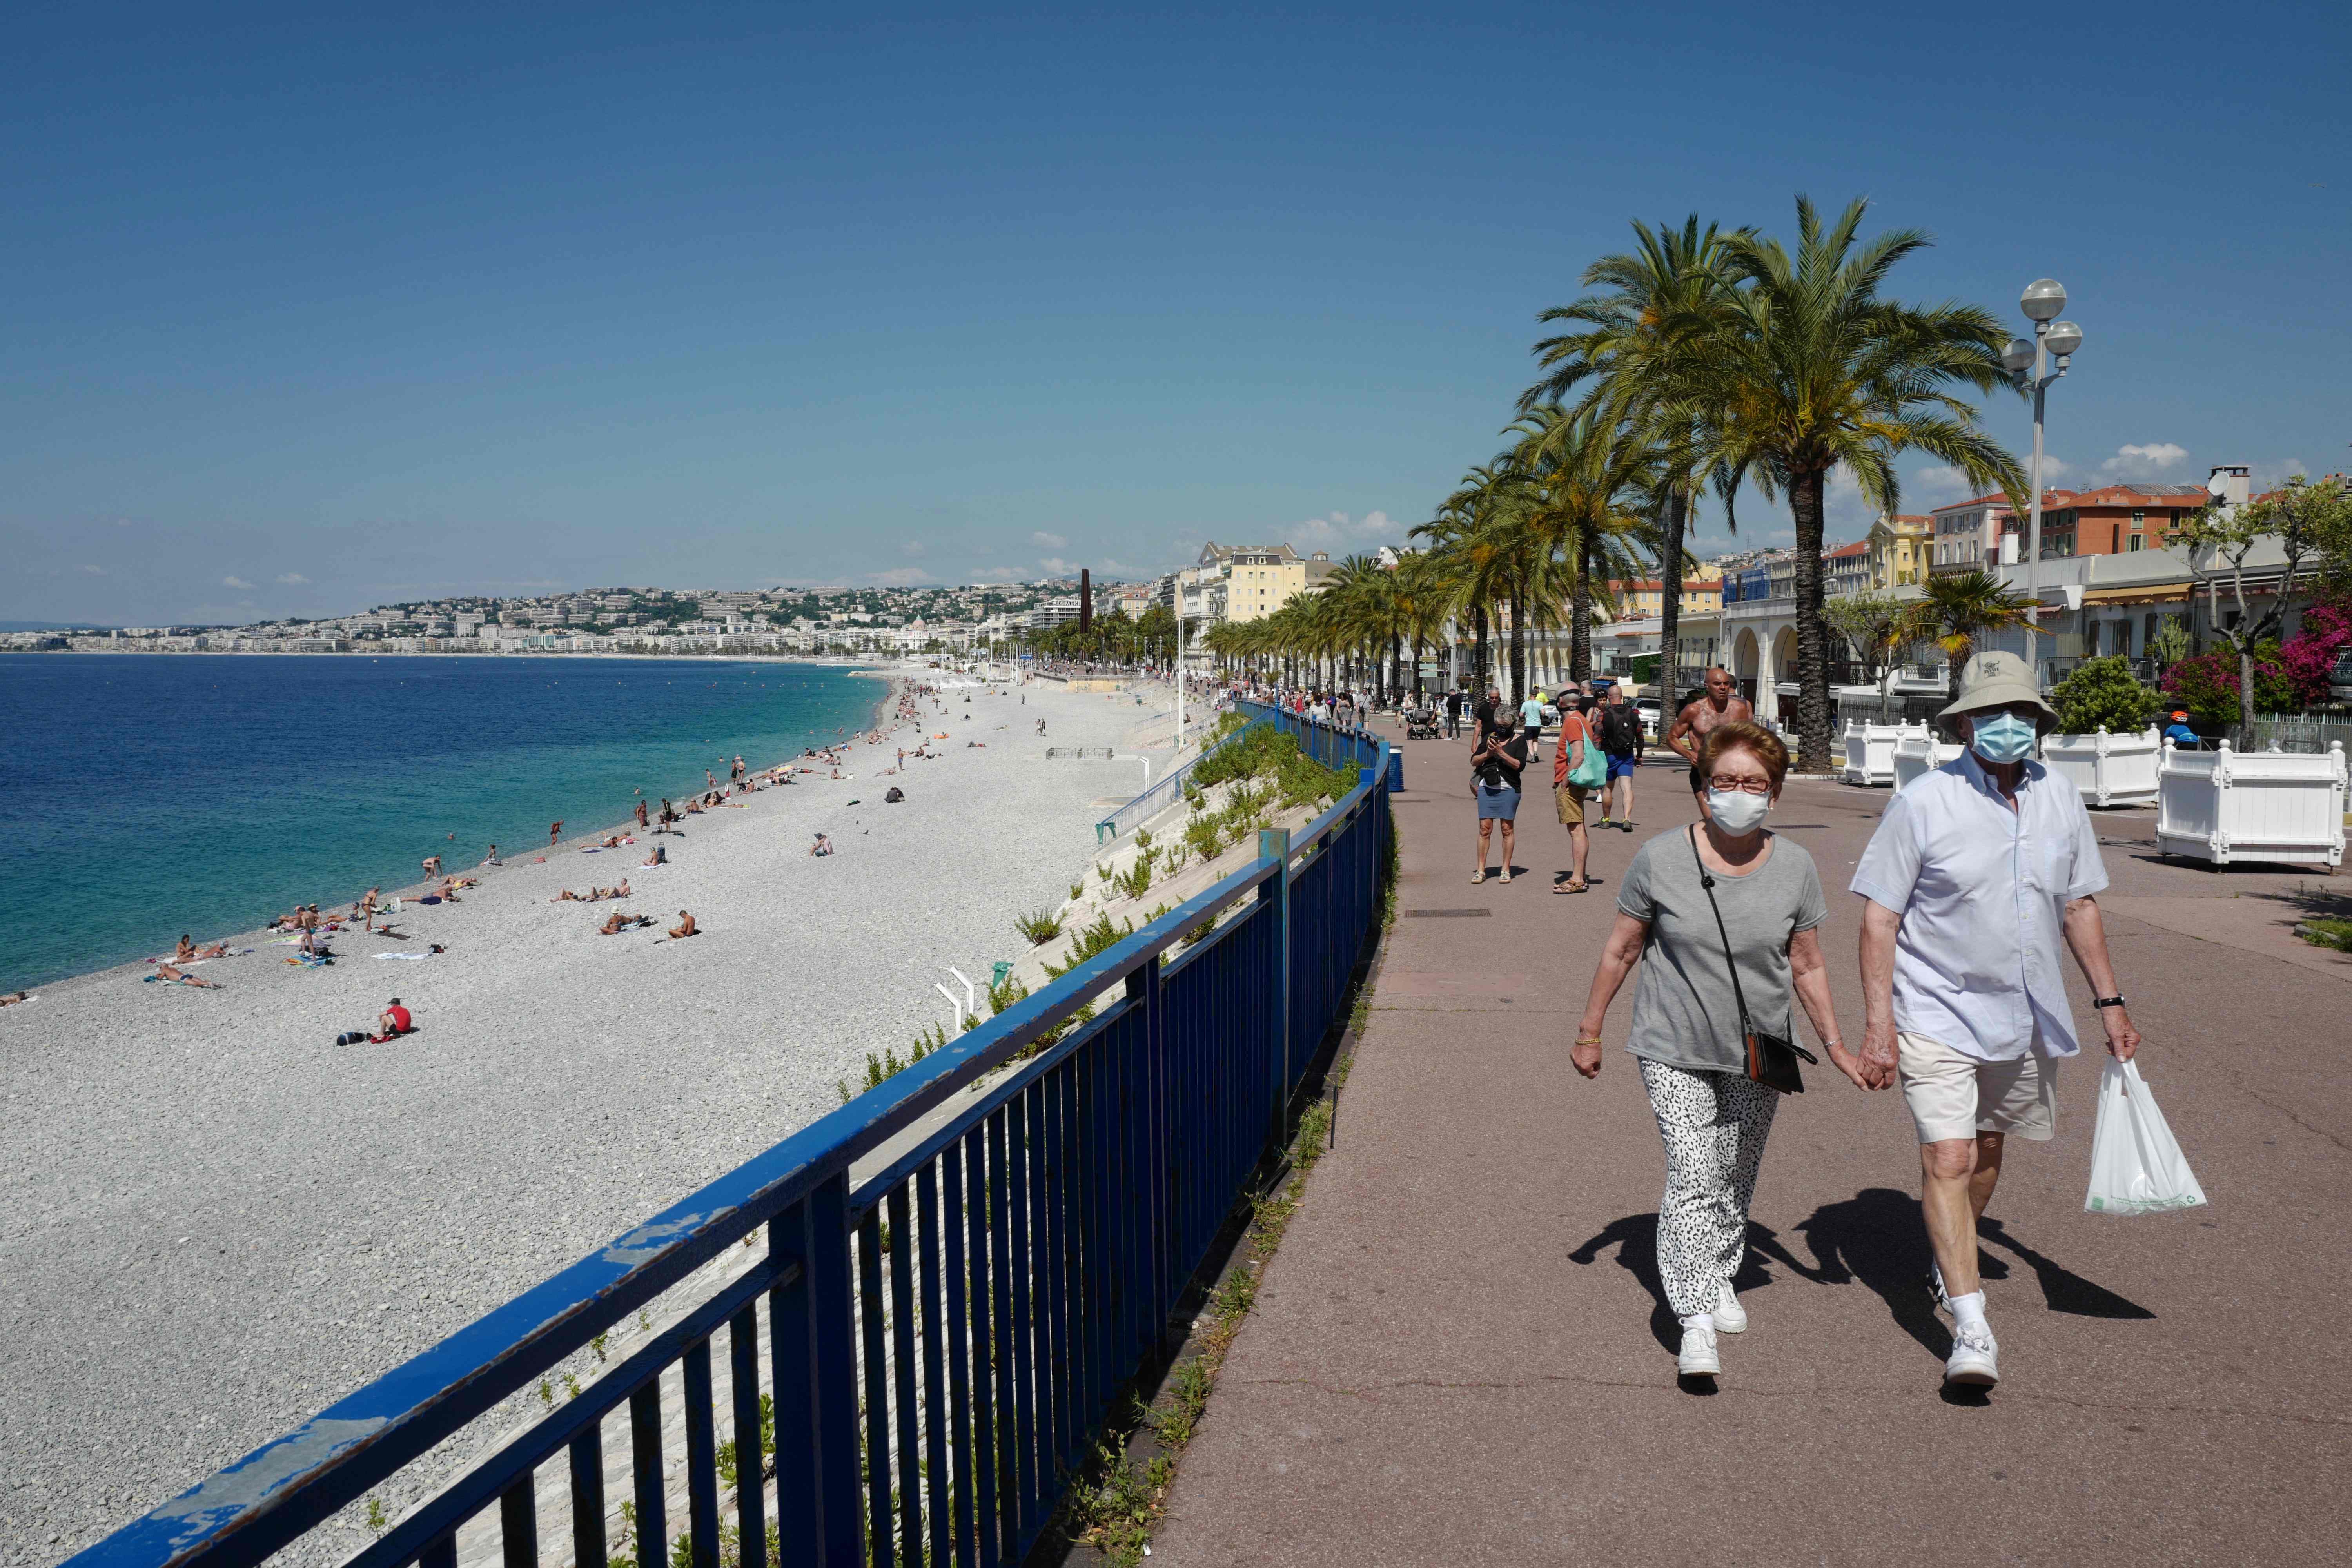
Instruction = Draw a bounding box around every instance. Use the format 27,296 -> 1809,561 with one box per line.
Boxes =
4,2 -> 2346,624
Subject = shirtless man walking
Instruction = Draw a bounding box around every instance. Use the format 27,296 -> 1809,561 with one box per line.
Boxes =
1666,667 -> 1755,766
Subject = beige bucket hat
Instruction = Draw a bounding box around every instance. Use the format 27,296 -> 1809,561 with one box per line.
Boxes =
1940,650 -> 2058,730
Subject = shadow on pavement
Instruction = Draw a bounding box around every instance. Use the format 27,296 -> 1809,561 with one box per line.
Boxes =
1566,1192 -> 2151,1369
1979,1217 -> 2156,1319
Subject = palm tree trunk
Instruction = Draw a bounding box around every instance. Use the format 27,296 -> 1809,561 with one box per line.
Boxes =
1570,541 -> 1593,682
1658,483 -> 1688,697
1473,603 -> 1490,696
1791,468 -> 1833,770
1508,579 -> 1527,704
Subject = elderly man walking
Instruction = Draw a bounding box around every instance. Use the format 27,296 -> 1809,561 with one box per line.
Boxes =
1850,652 -> 2142,1391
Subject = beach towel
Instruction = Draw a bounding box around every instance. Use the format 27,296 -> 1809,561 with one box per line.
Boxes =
374,952 -> 433,961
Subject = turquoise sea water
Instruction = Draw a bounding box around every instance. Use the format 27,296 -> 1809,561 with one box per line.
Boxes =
0,655 -> 884,993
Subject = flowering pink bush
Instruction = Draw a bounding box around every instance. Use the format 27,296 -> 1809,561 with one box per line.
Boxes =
2278,598 -> 2352,708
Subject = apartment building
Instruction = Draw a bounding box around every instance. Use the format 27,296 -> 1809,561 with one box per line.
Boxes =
1866,514 -> 1932,588
1606,577 -> 1722,617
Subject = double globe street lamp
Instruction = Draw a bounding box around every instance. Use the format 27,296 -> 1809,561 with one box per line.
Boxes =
2001,280 -> 2084,670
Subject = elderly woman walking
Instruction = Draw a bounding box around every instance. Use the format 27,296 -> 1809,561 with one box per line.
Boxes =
1570,720 -> 1867,1380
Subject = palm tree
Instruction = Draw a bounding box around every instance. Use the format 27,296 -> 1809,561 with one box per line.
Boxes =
1524,214 -> 1744,697
1510,405 -> 1662,684
1908,570 -> 2036,709
1691,195 -> 2025,769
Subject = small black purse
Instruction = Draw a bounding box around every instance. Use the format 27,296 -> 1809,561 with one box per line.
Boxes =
1687,826 -> 1817,1094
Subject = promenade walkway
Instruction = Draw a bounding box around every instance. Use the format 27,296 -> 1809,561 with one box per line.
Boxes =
1154,725 -> 2352,1565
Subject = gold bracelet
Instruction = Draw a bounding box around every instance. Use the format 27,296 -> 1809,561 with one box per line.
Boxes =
1574,1035 -> 1604,1047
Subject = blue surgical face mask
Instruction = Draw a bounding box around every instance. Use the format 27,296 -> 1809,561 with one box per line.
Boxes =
1970,712 -> 2038,764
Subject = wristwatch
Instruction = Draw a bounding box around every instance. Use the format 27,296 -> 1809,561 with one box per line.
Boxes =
2092,995 -> 2127,1009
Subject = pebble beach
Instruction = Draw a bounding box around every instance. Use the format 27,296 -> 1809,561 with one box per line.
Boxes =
0,667 -> 1171,1562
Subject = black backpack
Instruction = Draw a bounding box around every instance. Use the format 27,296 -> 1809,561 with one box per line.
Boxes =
1599,703 -> 1640,753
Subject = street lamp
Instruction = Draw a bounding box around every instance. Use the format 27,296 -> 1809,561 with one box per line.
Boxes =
2010,279 -> 2082,672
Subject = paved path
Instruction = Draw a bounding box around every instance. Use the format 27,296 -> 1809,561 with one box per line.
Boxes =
1155,728 -> 2352,1566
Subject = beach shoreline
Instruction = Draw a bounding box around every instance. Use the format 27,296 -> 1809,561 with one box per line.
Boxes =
0,664 -> 1171,1562
0,657 -> 902,1002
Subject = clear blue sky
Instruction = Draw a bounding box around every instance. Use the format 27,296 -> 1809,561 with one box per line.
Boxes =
5,2 -> 2345,625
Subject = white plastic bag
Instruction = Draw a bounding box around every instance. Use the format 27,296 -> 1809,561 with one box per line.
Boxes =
2085,1059 -> 2208,1215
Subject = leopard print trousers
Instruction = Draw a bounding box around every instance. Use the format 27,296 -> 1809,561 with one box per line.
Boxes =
1638,1058 -> 1780,1319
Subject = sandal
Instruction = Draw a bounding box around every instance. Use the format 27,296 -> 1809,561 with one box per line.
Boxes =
1499,868 -> 1512,884
1471,869 -> 1486,883
1553,880 -> 1589,895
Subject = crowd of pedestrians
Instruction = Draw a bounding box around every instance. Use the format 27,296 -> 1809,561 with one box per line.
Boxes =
1447,654 -> 2144,1394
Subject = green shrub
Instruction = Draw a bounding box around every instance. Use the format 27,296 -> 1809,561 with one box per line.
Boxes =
1015,908 -> 1064,945
1044,912 -> 1133,978
2051,655 -> 2161,735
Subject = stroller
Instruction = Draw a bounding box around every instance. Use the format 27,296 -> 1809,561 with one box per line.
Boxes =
1404,704 -> 1440,740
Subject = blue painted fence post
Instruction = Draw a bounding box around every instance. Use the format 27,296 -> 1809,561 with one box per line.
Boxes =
1257,827 -> 1291,1146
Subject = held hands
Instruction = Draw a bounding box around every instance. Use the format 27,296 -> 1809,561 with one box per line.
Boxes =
1823,1040 -> 1873,1091
1856,1020 -> 1899,1091
2102,1006 -> 2141,1062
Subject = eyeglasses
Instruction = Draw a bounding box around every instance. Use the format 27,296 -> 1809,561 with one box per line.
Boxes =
1707,775 -> 1773,795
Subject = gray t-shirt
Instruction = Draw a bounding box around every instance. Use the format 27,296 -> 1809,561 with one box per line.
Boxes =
1615,827 -> 1828,1073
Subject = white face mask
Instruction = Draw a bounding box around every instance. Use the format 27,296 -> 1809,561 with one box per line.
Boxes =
1706,788 -> 1770,835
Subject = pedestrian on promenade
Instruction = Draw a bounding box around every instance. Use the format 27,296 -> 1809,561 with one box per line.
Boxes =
1666,667 -> 1753,764
1595,682 -> 1644,832
1469,713 -> 1528,884
1551,695 -> 1594,895
1444,687 -> 1463,739
1519,686 -> 1548,740
1851,652 -> 2141,1392
1572,720 -> 1865,1379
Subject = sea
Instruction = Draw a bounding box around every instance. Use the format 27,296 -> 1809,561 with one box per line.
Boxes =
0,654 -> 886,994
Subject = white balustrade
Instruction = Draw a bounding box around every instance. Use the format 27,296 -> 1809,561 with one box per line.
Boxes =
2155,739 -> 2347,868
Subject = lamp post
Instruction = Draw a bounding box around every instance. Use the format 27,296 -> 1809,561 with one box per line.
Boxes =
2001,280 -> 2084,675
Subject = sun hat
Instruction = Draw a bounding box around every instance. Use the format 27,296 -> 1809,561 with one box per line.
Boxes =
1939,650 -> 2058,730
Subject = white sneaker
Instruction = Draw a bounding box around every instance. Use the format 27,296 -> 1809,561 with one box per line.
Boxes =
1677,1322 -> 1720,1377
1927,1260 -> 1949,1313
1944,1322 -> 1999,1387
1711,1280 -> 1748,1334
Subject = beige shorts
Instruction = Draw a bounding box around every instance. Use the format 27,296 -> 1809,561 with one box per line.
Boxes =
1554,783 -> 1588,826
1898,1032 -> 2059,1145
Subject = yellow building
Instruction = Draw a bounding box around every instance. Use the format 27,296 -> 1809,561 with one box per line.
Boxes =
1606,578 -> 1722,618
1196,542 -> 1333,623
1866,514 -> 1933,590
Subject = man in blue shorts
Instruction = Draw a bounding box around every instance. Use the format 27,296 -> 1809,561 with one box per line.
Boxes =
1593,682 -> 1644,831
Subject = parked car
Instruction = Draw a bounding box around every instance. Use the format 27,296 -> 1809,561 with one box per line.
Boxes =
1635,697 -> 1662,740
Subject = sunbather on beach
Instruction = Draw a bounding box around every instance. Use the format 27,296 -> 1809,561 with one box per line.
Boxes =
635,800 -> 649,830
154,964 -> 219,988
598,911 -> 635,935
613,878 -> 630,898
670,910 -> 698,938
553,889 -> 582,902
361,887 -> 381,931
600,834 -> 623,849
0,990 -> 29,1006
377,998 -> 412,1038
173,935 -> 198,962
422,855 -> 443,880
810,833 -> 834,856
483,843 -> 501,865
642,844 -> 668,867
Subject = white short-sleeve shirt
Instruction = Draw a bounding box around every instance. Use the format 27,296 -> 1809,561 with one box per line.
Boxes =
1850,750 -> 2110,1061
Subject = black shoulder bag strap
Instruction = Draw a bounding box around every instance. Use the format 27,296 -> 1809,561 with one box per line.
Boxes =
1687,825 -> 1815,1094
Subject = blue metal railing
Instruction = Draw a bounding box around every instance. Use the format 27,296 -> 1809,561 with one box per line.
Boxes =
1092,707 -> 1269,843
74,739 -> 1393,1568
